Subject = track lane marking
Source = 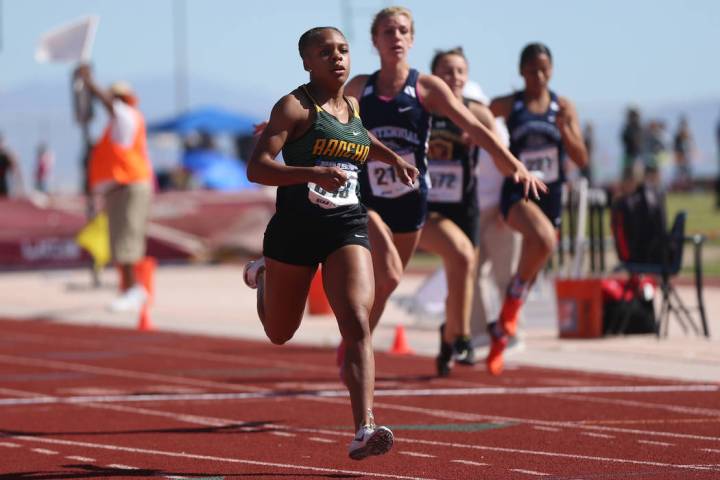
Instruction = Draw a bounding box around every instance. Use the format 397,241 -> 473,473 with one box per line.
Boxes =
451,460 -> 489,466
533,426 -> 561,432
638,440 -> 674,447
0,353 -> 267,393
31,448 -> 58,455
66,455 -> 96,462
9,435 -> 440,480
107,464 -> 138,469
0,442 -> 21,448
510,468 -> 550,476
308,437 -> 335,444
399,451 -> 435,458
1,384 -> 717,407
580,432 -> 615,439
547,392 -> 720,417
14,397 -> 717,474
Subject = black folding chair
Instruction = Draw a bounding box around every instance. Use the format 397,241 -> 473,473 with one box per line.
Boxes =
618,211 -> 709,338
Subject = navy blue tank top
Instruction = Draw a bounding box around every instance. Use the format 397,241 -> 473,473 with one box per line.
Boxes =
506,90 -> 566,186
427,98 -> 478,208
358,68 -> 431,200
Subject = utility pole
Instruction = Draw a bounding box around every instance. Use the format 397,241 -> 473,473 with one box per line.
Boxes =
173,0 -> 189,113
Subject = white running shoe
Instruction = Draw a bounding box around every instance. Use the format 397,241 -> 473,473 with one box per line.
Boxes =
108,284 -> 148,312
243,258 -> 265,289
348,425 -> 394,460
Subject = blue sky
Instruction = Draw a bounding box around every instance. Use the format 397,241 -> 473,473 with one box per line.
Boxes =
2,0 -> 719,107
1,0 -> 719,191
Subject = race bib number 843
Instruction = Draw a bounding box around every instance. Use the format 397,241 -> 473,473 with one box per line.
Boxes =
308,161 -> 359,209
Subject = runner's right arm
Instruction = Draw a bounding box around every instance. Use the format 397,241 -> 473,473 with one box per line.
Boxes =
247,94 -> 349,192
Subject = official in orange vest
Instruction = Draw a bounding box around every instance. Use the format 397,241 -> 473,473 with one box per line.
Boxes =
76,65 -> 153,312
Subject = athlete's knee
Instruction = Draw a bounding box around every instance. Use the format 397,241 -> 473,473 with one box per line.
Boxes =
374,268 -> 401,300
445,242 -> 476,276
339,305 -> 372,342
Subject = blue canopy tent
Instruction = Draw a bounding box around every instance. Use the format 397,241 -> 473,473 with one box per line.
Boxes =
147,106 -> 258,136
147,106 -> 260,191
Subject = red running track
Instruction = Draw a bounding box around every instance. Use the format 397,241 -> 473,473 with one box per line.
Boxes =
0,318 -> 718,479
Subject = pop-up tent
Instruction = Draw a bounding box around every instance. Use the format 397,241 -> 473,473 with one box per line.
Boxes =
147,106 -> 258,136
148,106 -> 260,191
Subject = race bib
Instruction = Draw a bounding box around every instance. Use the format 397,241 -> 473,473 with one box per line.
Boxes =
428,161 -> 463,203
368,153 -> 418,198
308,161 -> 359,209
519,146 -> 559,183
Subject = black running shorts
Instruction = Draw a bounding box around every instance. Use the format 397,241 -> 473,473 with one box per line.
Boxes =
263,209 -> 371,266
499,178 -> 563,228
362,188 -> 428,233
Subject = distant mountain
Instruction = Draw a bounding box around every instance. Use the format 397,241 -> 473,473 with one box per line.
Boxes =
0,76 -> 275,193
1,76 -> 718,193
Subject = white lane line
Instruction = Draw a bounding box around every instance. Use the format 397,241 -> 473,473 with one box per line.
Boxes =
533,426 -> 561,432
361,398 -> 720,442
107,464 -> 138,469
0,353 -> 266,394
1,383 -> 718,407
510,468 -> 550,476
400,451 -> 435,458
638,440 -> 674,447
31,448 -> 58,455
308,437 -> 335,444
66,455 -> 96,462
451,460 -> 489,466
581,432 -> 615,439
12,435 -> 440,480
0,442 -> 21,448
271,431 -> 296,437
549,393 -> 720,417
701,448 -> 720,453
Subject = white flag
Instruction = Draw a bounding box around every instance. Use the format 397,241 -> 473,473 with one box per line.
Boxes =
35,16 -> 99,63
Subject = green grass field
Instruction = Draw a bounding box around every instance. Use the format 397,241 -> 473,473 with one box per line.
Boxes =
412,191 -> 720,277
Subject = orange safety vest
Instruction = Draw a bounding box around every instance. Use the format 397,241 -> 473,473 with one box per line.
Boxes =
89,105 -> 151,189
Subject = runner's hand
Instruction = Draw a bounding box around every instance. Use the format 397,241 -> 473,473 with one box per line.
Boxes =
253,121 -> 269,137
394,158 -> 419,188
512,163 -> 548,200
315,166 -> 348,192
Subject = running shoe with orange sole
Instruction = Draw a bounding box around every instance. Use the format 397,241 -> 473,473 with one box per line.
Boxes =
499,296 -> 522,337
486,321 -> 509,376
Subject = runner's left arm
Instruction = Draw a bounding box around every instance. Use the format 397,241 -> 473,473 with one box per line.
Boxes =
557,97 -> 588,168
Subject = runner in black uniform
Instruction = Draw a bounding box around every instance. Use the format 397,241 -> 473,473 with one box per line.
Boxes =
344,8 -> 544,347
243,27 -> 417,460
420,47 -> 499,376
487,43 -> 588,376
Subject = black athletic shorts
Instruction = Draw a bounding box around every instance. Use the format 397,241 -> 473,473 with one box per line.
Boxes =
263,209 -> 370,266
427,203 -> 479,246
499,178 -> 563,228
362,188 -> 428,233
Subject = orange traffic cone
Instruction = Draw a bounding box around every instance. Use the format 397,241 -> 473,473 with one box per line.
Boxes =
308,267 -> 333,315
136,257 -> 156,331
389,325 -> 414,355
137,303 -> 154,331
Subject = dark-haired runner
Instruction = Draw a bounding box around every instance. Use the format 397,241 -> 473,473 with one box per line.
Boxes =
244,26 -> 417,459
488,42 -> 588,375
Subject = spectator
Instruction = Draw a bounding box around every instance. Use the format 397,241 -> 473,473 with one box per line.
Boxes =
716,112 -> 720,208
34,142 -> 54,193
621,107 -> 643,179
644,120 -> 666,187
75,65 -> 153,312
672,116 -> 693,191
0,133 -> 21,198
582,122 -> 594,185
